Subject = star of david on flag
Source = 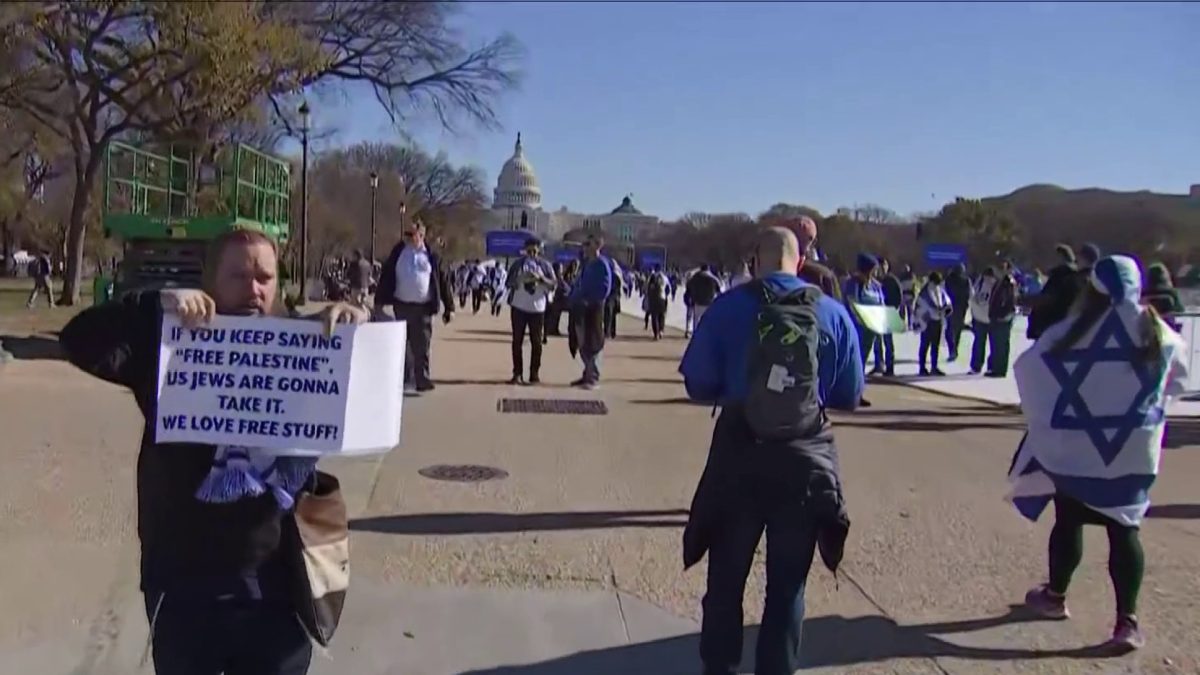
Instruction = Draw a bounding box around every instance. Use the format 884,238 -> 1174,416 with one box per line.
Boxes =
1041,311 -> 1164,466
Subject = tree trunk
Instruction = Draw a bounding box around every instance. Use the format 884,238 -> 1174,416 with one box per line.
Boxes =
0,218 -> 10,277
59,155 -> 103,306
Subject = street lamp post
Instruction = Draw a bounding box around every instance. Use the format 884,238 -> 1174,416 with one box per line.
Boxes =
369,171 -> 379,262
298,101 -> 311,304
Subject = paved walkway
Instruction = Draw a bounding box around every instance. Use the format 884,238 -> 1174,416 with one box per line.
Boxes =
3,308 -> 1200,674
625,291 -> 1200,416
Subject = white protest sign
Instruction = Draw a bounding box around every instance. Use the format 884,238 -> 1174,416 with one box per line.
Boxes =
156,314 -> 406,454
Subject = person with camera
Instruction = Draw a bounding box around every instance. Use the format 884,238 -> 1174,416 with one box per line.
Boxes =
505,236 -> 557,385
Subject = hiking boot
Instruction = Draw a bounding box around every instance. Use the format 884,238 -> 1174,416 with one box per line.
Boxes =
1023,585 -> 1070,620
931,368 -> 947,377
1107,615 -> 1145,653
528,375 -> 541,385
919,367 -> 929,376
508,375 -> 525,386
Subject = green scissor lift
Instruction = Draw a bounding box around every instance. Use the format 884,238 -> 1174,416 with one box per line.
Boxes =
98,141 -> 291,302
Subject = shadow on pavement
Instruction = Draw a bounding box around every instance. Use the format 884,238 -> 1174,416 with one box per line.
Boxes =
460,607 -> 1111,674
0,334 -> 65,360
443,336 -> 513,345
603,377 -> 683,385
617,354 -> 684,362
1164,420 -> 1200,449
832,418 -> 1024,433
845,405 -> 1015,418
460,328 -> 515,336
1146,503 -> 1200,520
628,397 -> 706,406
350,509 -> 689,535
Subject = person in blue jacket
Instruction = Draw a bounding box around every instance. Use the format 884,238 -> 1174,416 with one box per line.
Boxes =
842,252 -> 884,406
679,226 -> 863,675
567,235 -> 613,388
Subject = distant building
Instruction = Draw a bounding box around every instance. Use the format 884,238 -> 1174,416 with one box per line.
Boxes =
480,134 -> 659,244
1190,184 -> 1200,199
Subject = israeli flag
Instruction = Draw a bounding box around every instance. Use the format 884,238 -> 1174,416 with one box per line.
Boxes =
1007,256 -> 1189,527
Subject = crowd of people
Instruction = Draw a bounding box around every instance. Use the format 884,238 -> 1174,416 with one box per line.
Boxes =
47,205 -> 1192,674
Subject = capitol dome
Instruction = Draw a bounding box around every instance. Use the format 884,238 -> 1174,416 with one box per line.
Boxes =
493,133 -> 542,210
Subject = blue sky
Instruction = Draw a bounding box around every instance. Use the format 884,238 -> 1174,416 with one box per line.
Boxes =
315,1 -> 1199,221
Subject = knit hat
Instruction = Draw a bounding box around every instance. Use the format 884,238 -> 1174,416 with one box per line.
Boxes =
856,253 -> 878,273
1090,255 -> 1142,305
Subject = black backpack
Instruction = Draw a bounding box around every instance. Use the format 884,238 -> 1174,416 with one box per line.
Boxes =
647,273 -> 664,298
743,282 -> 825,441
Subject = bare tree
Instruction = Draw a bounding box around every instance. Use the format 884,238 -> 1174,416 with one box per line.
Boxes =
266,1 -> 523,133
0,2 -> 321,303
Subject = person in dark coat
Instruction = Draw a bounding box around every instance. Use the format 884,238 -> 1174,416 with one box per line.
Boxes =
374,218 -> 455,393
877,258 -> 903,376
567,235 -> 613,389
943,263 -> 971,361
680,226 -> 862,675
1143,262 -> 1184,332
1027,243 -> 1098,339
58,229 -> 367,675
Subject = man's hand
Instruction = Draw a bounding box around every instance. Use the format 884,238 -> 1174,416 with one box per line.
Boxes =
320,302 -> 369,336
161,289 -> 216,328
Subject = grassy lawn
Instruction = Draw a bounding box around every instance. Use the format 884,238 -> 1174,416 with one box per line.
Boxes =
0,278 -> 92,336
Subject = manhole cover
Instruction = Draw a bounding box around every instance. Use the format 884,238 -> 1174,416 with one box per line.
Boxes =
418,465 -> 509,482
498,398 -> 609,415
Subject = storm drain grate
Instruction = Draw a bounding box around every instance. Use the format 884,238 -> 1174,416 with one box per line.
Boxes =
498,398 -> 609,415
418,465 -> 509,483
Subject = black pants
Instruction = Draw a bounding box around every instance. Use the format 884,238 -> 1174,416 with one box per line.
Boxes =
511,308 -> 545,379
700,461 -> 819,675
604,299 -> 619,339
918,321 -> 943,371
144,594 -> 311,675
1048,496 -> 1144,616
945,311 -> 966,358
394,302 -> 434,388
471,288 -> 484,314
545,305 -> 563,336
987,320 -> 1013,375
855,325 -> 877,369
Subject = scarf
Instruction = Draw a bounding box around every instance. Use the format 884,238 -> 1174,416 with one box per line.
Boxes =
195,446 -> 319,510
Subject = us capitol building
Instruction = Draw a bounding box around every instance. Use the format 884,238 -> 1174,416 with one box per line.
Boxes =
480,134 -> 660,245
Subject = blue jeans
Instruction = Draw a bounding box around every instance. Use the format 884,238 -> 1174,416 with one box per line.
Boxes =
581,351 -> 602,383
700,463 -> 819,675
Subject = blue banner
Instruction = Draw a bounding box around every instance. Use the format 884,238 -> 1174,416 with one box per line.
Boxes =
636,246 -> 667,271
923,243 -> 967,268
485,230 -> 531,258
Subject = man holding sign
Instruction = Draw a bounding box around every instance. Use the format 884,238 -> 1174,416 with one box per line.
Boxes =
59,229 -> 370,675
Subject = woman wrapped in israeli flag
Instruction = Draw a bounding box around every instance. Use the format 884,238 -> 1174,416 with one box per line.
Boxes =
1008,255 -> 1188,653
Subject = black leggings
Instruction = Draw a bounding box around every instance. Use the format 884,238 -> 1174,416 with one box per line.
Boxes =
918,321 -> 943,370
1048,495 -> 1144,616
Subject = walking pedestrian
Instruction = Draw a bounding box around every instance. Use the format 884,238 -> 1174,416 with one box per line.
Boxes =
986,262 -> 1019,377
685,264 -> 723,328
25,249 -> 55,308
1010,255 -> 1187,653
568,235 -> 612,389
58,229 -> 368,675
681,226 -> 862,675
944,263 -> 971,361
969,268 -> 996,375
843,253 -> 884,406
375,218 -> 455,394
506,237 -> 556,385
913,271 -> 952,376
645,265 -> 670,340
878,259 -> 902,376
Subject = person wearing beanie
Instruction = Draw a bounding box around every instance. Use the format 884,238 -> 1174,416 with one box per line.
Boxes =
1028,243 -> 1093,340
842,252 -> 884,405
1143,263 -> 1184,332
1010,255 -> 1188,653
